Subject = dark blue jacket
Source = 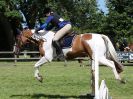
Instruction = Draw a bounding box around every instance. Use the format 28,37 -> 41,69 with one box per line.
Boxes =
38,13 -> 71,31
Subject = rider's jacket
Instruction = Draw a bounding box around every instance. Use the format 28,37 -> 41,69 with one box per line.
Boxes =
38,12 -> 71,31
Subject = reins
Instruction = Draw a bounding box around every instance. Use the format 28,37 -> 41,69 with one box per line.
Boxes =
21,32 -> 46,47
27,37 -> 39,46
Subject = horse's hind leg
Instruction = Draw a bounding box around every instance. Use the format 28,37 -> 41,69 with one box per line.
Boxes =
34,56 -> 49,82
99,57 -> 122,81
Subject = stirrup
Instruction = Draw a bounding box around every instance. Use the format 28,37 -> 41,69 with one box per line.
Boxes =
57,54 -> 65,61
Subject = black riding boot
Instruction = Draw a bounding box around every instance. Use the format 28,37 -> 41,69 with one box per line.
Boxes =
52,40 -> 65,61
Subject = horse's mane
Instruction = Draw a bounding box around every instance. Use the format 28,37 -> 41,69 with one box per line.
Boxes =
22,29 -> 33,38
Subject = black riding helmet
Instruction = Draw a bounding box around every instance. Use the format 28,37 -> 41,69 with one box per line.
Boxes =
43,7 -> 51,15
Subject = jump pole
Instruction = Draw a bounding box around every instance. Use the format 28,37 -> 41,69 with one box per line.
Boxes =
94,55 -> 99,99
94,55 -> 111,99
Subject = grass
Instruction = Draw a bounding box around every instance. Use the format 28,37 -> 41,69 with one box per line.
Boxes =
0,61 -> 132,99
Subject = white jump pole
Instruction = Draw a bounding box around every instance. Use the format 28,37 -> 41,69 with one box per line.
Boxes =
94,54 -> 110,99
94,55 -> 99,99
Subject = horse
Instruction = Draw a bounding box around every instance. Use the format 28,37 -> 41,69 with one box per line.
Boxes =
124,43 -> 133,52
14,29 -> 88,67
16,29 -> 125,95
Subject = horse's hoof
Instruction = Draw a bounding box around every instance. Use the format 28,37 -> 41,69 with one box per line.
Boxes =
36,75 -> 43,83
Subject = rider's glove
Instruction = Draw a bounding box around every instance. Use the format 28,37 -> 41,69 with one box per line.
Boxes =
35,28 -> 39,33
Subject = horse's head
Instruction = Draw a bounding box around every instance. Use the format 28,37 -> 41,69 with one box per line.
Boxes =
19,29 -> 33,46
14,29 -> 33,55
14,29 -> 45,56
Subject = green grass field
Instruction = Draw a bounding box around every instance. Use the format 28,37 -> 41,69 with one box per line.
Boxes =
0,61 -> 132,99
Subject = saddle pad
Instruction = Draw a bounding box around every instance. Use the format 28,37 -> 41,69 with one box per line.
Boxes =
60,35 -> 76,49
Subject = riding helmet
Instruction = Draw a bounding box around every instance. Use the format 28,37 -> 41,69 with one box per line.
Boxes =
43,7 -> 51,15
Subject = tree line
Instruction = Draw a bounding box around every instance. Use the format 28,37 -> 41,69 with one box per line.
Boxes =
0,0 -> 133,45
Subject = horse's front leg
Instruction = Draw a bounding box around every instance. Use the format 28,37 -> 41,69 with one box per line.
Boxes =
34,56 -> 49,82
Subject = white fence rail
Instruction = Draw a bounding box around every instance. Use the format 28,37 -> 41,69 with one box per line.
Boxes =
0,51 -> 40,61
117,51 -> 133,61
0,51 -> 133,62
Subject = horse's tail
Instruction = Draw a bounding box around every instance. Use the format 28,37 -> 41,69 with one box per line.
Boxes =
101,34 -> 124,73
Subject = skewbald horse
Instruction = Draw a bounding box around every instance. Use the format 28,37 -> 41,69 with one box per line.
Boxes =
16,29 -> 125,95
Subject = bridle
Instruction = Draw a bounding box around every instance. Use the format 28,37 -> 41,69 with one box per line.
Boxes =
18,30 -> 38,48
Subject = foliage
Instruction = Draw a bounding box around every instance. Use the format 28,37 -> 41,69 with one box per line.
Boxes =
106,0 -> 133,42
0,1 -> 6,11
0,0 -> 21,19
0,0 -> 132,44
4,10 -> 21,19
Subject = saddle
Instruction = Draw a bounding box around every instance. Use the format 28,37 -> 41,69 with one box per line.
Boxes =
59,31 -> 78,49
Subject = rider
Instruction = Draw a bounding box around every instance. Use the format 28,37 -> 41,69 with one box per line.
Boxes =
35,7 -> 72,60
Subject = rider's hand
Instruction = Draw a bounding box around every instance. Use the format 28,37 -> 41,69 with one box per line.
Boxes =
35,28 -> 39,33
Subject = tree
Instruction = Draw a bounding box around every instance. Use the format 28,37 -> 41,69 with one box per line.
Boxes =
47,0 -> 104,33
0,0 -> 20,51
0,0 -> 112,51
105,0 -> 133,42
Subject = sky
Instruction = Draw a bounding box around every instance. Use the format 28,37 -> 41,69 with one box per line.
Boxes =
97,0 -> 108,14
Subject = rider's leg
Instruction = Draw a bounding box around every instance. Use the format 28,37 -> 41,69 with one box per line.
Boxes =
52,24 -> 72,60
52,40 -> 65,61
52,40 -> 63,57
53,24 -> 72,40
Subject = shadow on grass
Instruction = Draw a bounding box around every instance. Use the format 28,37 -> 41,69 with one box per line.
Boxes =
10,93 -> 94,99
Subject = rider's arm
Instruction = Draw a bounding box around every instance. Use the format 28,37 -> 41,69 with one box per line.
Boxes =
38,16 -> 53,31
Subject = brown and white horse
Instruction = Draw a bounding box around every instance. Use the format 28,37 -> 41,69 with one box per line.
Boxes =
16,29 -> 125,95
